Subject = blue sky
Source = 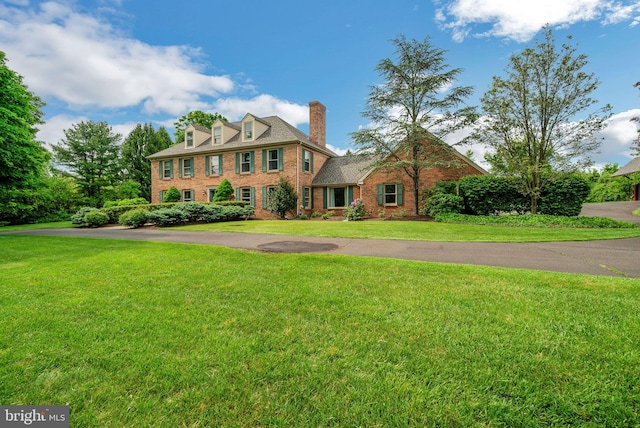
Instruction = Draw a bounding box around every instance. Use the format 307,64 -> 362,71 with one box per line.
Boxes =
1,0 -> 639,169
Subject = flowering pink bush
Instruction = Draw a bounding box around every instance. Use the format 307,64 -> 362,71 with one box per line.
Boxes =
346,198 -> 366,221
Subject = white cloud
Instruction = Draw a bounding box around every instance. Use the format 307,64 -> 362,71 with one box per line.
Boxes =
435,0 -> 640,42
0,2 -> 234,115
213,95 -> 310,126
444,109 -> 640,171
592,109 -> 640,164
36,114 -> 89,148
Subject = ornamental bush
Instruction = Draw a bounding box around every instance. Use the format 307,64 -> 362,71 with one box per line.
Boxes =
266,177 -> 298,219
346,198 -> 366,221
147,208 -> 187,226
423,193 -> 464,217
213,179 -> 234,202
83,210 -> 109,228
163,186 -> 181,203
175,202 -> 208,222
118,208 -> 149,228
71,207 -> 99,226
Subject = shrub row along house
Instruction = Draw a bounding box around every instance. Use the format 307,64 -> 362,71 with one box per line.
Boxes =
147,101 -> 486,218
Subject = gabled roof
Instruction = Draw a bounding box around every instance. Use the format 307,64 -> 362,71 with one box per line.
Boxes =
148,115 -> 336,159
191,124 -> 211,133
312,154 -> 381,186
612,157 -> 640,177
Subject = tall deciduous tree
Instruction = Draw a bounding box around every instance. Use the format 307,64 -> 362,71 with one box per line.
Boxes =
52,121 -> 122,206
121,123 -> 173,201
351,35 -> 476,215
470,27 -> 611,213
173,110 -> 227,143
0,51 -> 49,222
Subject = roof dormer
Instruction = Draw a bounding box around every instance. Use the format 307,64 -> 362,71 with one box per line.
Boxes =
212,119 -> 240,145
241,113 -> 269,142
184,124 -> 211,148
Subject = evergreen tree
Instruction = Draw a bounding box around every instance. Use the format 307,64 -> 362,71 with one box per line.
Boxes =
0,51 -> 49,223
121,123 -> 173,201
351,35 -> 476,215
266,177 -> 298,219
51,121 -> 122,206
212,178 -> 234,202
163,186 -> 181,202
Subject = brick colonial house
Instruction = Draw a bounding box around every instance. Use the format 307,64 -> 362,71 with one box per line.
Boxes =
147,101 -> 486,218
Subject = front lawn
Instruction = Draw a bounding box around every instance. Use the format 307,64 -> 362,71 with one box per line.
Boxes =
1,235 -> 638,426
172,218 -> 640,242
0,221 -> 72,231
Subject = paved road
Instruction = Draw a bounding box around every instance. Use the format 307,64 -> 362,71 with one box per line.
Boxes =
7,201 -> 640,278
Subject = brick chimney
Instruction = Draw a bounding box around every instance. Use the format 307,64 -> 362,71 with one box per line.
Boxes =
309,100 -> 326,147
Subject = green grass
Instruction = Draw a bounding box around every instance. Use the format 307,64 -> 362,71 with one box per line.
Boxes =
0,221 -> 72,231
1,235 -> 639,426
172,218 -> 640,242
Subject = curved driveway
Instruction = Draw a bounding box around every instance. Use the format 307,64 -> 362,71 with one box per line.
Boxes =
6,202 -> 640,279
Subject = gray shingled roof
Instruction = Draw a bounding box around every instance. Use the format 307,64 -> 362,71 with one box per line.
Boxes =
612,157 -> 640,177
147,115 -> 336,159
312,154 -> 380,185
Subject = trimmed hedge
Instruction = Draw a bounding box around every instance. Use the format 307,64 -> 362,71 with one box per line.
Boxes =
103,198 -> 149,208
101,201 -> 250,224
458,176 -> 529,215
539,175 -> 591,216
427,174 -> 591,217
435,213 -> 638,229
84,210 -> 109,228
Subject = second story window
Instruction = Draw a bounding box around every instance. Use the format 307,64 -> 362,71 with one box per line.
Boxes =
182,158 -> 193,177
213,126 -> 222,144
210,156 -> 220,175
243,121 -> 253,140
162,160 -> 173,179
303,149 -> 313,172
241,152 -> 251,173
268,149 -> 279,171
186,131 -> 193,147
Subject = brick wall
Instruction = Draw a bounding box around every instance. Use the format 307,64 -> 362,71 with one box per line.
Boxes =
151,143 -> 330,218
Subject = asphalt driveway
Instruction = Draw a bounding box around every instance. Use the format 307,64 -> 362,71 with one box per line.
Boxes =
4,202 -> 639,278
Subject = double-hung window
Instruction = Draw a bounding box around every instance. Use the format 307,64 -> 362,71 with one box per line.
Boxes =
302,149 -> 313,173
210,156 -> 220,175
241,152 -> 251,173
378,183 -> 403,206
243,122 -> 253,140
268,149 -> 279,171
162,160 -> 173,179
186,131 -> 193,147
182,189 -> 193,202
181,158 -> 193,177
213,126 -> 222,144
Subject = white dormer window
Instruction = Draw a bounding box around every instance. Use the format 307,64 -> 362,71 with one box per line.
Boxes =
243,121 -> 253,140
186,131 -> 194,147
213,126 -> 222,144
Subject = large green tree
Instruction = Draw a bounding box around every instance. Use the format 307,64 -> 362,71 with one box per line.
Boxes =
470,27 -> 611,213
351,35 -> 476,215
121,123 -> 173,201
52,121 -> 122,206
0,51 -> 49,222
173,110 -> 227,143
